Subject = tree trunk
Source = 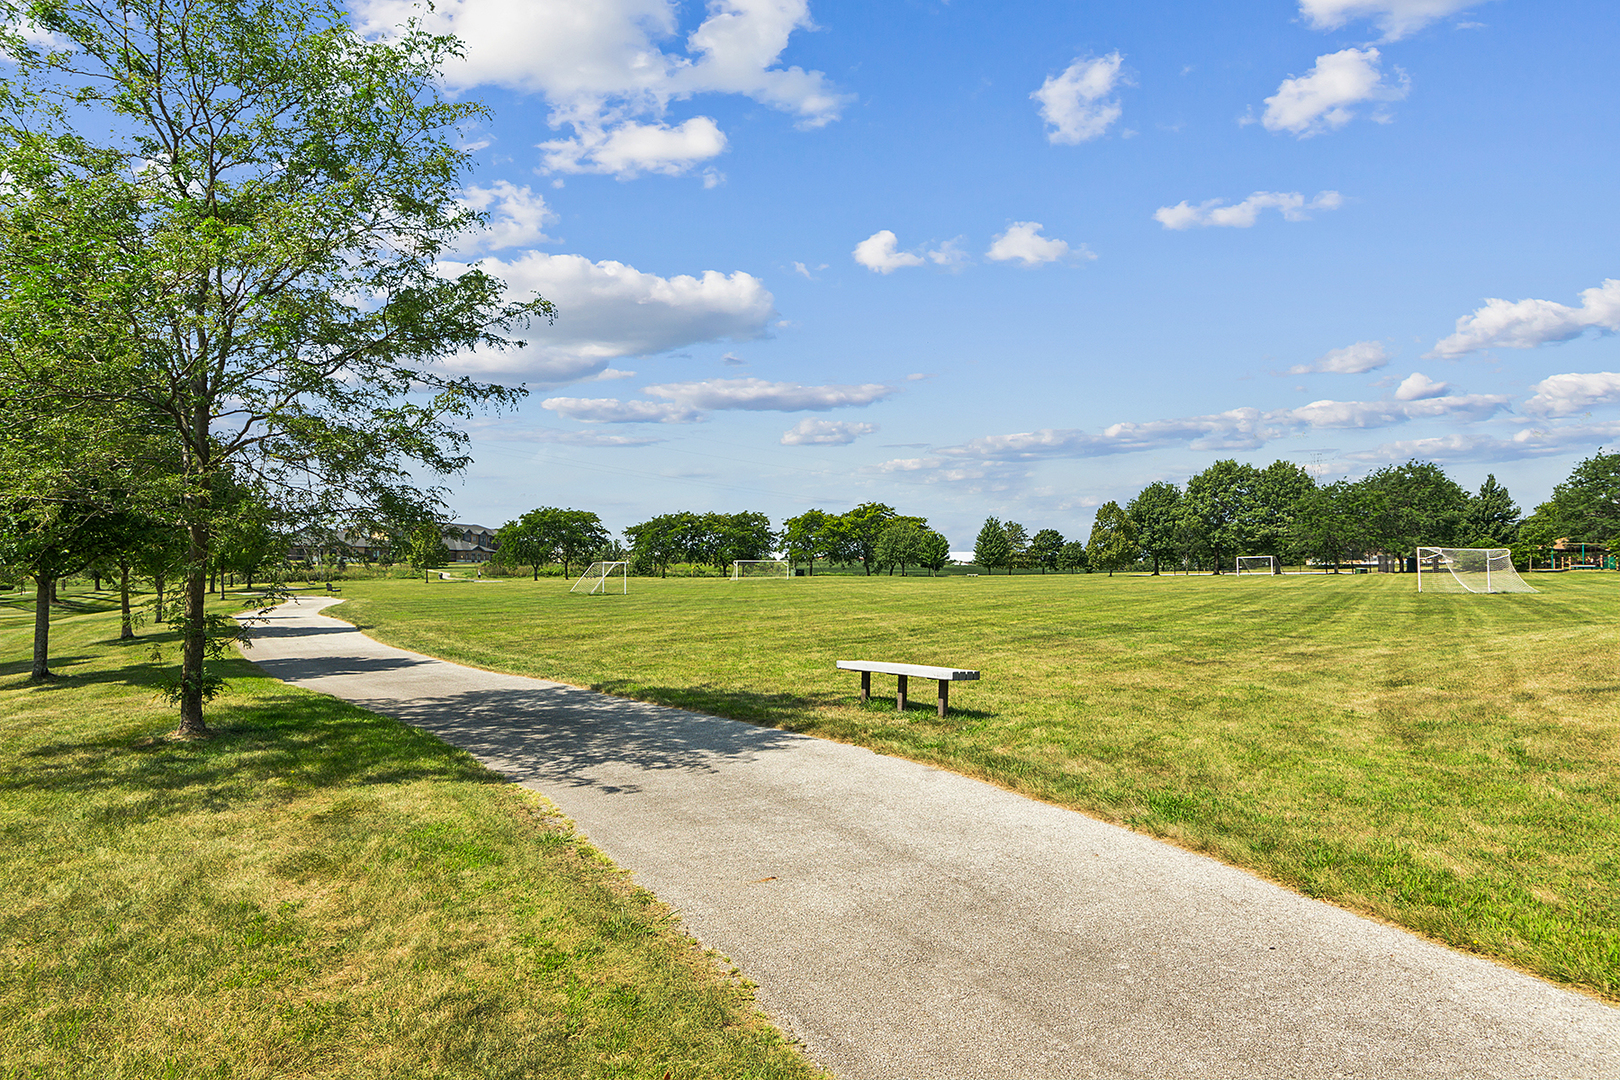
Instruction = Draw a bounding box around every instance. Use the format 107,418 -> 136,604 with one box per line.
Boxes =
93,570 -> 101,591
154,577 -> 165,622
31,574 -> 53,681
119,560 -> 134,640
175,522 -> 211,738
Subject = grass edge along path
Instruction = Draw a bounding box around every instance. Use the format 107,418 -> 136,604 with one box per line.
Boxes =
330,573 -> 1620,1005
0,594 -> 826,1080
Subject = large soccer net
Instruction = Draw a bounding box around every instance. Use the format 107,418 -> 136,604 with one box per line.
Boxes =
570,561 -> 628,595
731,559 -> 791,581
1236,555 -> 1277,575
1416,547 -> 1537,594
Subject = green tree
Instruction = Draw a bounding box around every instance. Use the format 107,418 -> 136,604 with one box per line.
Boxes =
1183,459 -> 1260,573
1057,539 -> 1088,573
0,497 -> 128,679
1361,460 -> 1469,554
1252,460 -> 1315,562
838,502 -> 897,576
404,523 -> 450,582
1029,528 -> 1064,573
1000,521 -> 1030,572
496,509 -> 561,580
1529,451 -> 1620,546
875,518 -> 929,576
782,509 -> 831,575
0,0 -> 546,737
1465,473 -> 1521,546
1087,502 -> 1137,577
1126,481 -> 1182,575
625,512 -> 701,578
974,516 -> 1011,574
1289,481 -> 1375,572
917,529 -> 951,576
552,510 -> 611,579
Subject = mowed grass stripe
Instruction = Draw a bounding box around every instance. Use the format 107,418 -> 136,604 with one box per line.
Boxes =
0,595 -> 825,1079
334,572 -> 1620,1000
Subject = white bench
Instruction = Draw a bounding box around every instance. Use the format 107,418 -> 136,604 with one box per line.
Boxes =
836,660 -> 980,717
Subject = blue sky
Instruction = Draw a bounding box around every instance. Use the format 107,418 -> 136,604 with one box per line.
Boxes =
351,0 -> 1620,549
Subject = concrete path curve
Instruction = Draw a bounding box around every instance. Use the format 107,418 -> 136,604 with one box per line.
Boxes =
244,598 -> 1620,1079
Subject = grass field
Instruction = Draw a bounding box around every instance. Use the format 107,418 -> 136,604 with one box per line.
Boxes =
0,590 -> 824,1079
332,570 -> 1620,1001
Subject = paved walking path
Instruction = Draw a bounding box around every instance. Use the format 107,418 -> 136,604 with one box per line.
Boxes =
245,598 -> 1620,1079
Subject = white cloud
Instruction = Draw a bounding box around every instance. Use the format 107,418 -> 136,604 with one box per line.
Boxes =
1428,279 -> 1620,358
1155,190 -> 1343,229
1261,48 -> 1409,137
540,397 -> 703,423
1394,372 -> 1450,400
853,230 -> 924,274
437,252 -> 776,384
780,419 -> 879,445
504,427 -> 667,446
1032,52 -> 1126,144
1288,340 -> 1391,374
1348,420 -> 1620,464
453,181 -> 557,255
643,377 -> 895,411
350,0 -> 849,179
1298,0 -> 1483,41
1524,372 -> 1620,417
986,222 -> 1082,267
538,116 -> 728,177
882,392 -> 1510,472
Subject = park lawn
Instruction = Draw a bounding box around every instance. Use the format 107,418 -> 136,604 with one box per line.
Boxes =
333,570 -> 1620,1001
0,590 -> 825,1080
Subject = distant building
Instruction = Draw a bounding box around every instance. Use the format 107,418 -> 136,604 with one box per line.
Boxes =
440,522 -> 499,563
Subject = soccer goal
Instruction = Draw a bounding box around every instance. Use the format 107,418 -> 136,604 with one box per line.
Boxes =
569,561 -> 628,595
1415,547 -> 1537,594
1236,555 -> 1277,575
731,559 -> 791,581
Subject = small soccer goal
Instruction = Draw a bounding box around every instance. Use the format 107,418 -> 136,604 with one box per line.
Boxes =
569,561 -> 628,595
1416,547 -> 1537,594
1235,555 -> 1277,575
731,559 -> 791,581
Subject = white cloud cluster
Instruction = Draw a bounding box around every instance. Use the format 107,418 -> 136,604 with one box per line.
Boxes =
540,116 -> 728,177
544,378 -> 895,424
1288,340 -> 1391,374
985,222 -> 1085,267
350,0 -> 849,179
1298,0 -> 1482,41
1428,279 -> 1620,358
780,419 -> 879,445
437,252 -> 776,384
875,391 -> 1509,475
1155,190 -> 1343,230
1524,372 -> 1620,417
1394,372 -> 1449,400
1261,48 -> 1408,136
1031,52 -> 1126,144
452,182 -> 557,255
852,230 -> 964,274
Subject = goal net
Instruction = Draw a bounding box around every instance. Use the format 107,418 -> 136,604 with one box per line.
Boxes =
1416,547 -> 1537,594
1236,555 -> 1277,575
569,561 -> 628,595
731,559 -> 791,581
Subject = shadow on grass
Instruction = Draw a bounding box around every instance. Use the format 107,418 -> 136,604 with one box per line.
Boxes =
1,655 -> 500,823
314,680 -> 829,798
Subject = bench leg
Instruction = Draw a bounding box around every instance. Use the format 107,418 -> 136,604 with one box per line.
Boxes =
860,671 -> 870,704
896,674 -> 907,712
937,679 -> 948,718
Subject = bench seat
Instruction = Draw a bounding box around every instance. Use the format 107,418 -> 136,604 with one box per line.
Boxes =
836,660 -> 979,716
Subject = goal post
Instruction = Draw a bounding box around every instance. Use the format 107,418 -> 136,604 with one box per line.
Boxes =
1415,547 -> 1537,594
569,561 -> 628,595
731,559 -> 791,581
1236,555 -> 1277,576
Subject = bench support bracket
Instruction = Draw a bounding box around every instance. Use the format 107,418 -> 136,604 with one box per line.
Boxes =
896,674 -> 907,712
859,671 -> 870,704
